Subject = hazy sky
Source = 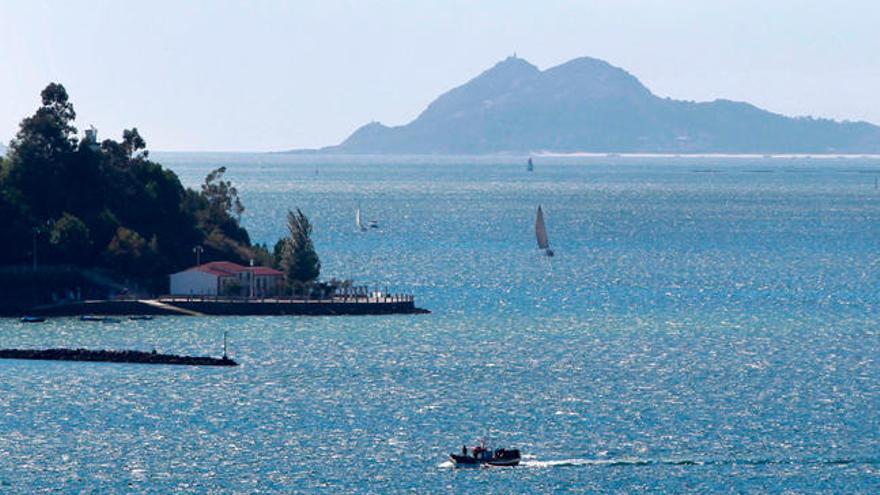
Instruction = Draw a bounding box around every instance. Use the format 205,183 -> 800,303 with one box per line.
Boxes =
2,0 -> 879,151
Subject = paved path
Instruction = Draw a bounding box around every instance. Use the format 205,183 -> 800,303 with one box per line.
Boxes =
140,299 -> 204,316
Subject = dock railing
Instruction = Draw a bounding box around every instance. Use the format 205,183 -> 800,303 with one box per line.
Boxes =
158,292 -> 415,305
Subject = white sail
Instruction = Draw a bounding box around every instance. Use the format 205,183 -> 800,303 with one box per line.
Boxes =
356,207 -> 364,231
535,205 -> 550,250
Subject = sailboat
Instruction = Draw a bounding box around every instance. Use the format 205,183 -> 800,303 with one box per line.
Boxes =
535,205 -> 554,257
356,205 -> 379,231
527,157 -> 534,172
355,206 -> 367,232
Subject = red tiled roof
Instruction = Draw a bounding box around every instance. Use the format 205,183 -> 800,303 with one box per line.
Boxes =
251,266 -> 284,276
189,261 -> 283,277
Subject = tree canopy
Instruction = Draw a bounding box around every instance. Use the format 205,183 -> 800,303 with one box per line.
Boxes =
0,83 -> 268,292
280,208 -> 321,285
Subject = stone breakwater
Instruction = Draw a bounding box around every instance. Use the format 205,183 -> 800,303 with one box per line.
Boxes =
0,348 -> 238,366
25,298 -> 430,317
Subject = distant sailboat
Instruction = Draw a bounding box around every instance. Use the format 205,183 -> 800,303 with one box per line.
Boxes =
527,157 -> 534,172
356,204 -> 379,231
355,206 -> 367,232
535,205 -> 554,257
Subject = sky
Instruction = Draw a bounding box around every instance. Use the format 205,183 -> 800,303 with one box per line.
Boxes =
1,0 -> 879,152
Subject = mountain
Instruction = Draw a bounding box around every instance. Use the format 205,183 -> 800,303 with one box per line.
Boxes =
302,56 -> 880,154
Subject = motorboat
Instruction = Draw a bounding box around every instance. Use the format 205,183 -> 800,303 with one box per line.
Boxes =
450,441 -> 521,467
20,316 -> 45,323
80,315 -> 122,323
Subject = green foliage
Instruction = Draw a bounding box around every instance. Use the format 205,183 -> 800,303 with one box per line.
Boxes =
280,209 -> 321,285
105,226 -> 146,272
49,213 -> 92,264
0,188 -> 31,264
3,82 -> 78,219
122,128 -> 147,159
249,242 -> 274,268
272,239 -> 287,268
202,166 -> 245,222
0,83 -> 267,292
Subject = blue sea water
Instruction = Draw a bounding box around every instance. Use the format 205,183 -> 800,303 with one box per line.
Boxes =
1,154 -> 879,493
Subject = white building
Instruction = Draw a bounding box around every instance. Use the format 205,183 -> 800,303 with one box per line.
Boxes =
169,261 -> 284,297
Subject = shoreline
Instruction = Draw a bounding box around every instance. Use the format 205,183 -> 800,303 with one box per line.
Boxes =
534,152 -> 880,160
196,150 -> 880,160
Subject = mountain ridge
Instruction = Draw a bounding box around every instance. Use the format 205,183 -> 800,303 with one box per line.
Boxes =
290,55 -> 880,154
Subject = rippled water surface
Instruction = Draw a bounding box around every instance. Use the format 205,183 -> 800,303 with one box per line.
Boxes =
1,155 -> 879,493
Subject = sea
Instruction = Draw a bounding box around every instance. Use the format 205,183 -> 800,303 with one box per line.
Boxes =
1,154 -> 878,493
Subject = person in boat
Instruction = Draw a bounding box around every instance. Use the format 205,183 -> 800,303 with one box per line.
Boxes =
473,445 -> 485,459
462,445 -> 467,457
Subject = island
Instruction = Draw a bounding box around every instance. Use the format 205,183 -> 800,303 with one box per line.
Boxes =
293,55 -> 880,155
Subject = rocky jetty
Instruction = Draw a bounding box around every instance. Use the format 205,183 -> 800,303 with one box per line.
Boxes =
0,348 -> 237,366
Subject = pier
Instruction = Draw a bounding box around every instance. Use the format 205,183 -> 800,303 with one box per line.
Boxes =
23,291 -> 429,317
159,293 -> 427,316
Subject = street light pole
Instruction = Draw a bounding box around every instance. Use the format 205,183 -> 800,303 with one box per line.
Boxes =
249,258 -> 255,299
193,245 -> 204,266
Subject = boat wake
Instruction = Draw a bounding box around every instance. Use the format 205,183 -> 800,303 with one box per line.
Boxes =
439,456 -> 879,470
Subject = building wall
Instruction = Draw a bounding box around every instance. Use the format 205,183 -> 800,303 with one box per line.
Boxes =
253,275 -> 284,297
169,270 -> 219,295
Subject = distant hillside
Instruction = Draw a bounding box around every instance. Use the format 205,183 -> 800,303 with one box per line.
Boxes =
297,56 -> 880,154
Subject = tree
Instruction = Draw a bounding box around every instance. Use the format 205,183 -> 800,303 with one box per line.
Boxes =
105,226 -> 146,274
272,238 -> 287,268
0,83 -> 269,294
202,166 -> 244,221
49,213 -> 92,264
280,208 -> 321,286
3,82 -> 79,219
0,189 -> 31,265
122,128 -> 147,159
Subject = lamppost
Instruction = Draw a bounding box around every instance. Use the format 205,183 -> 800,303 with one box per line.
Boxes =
192,245 -> 204,266
249,259 -> 255,299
